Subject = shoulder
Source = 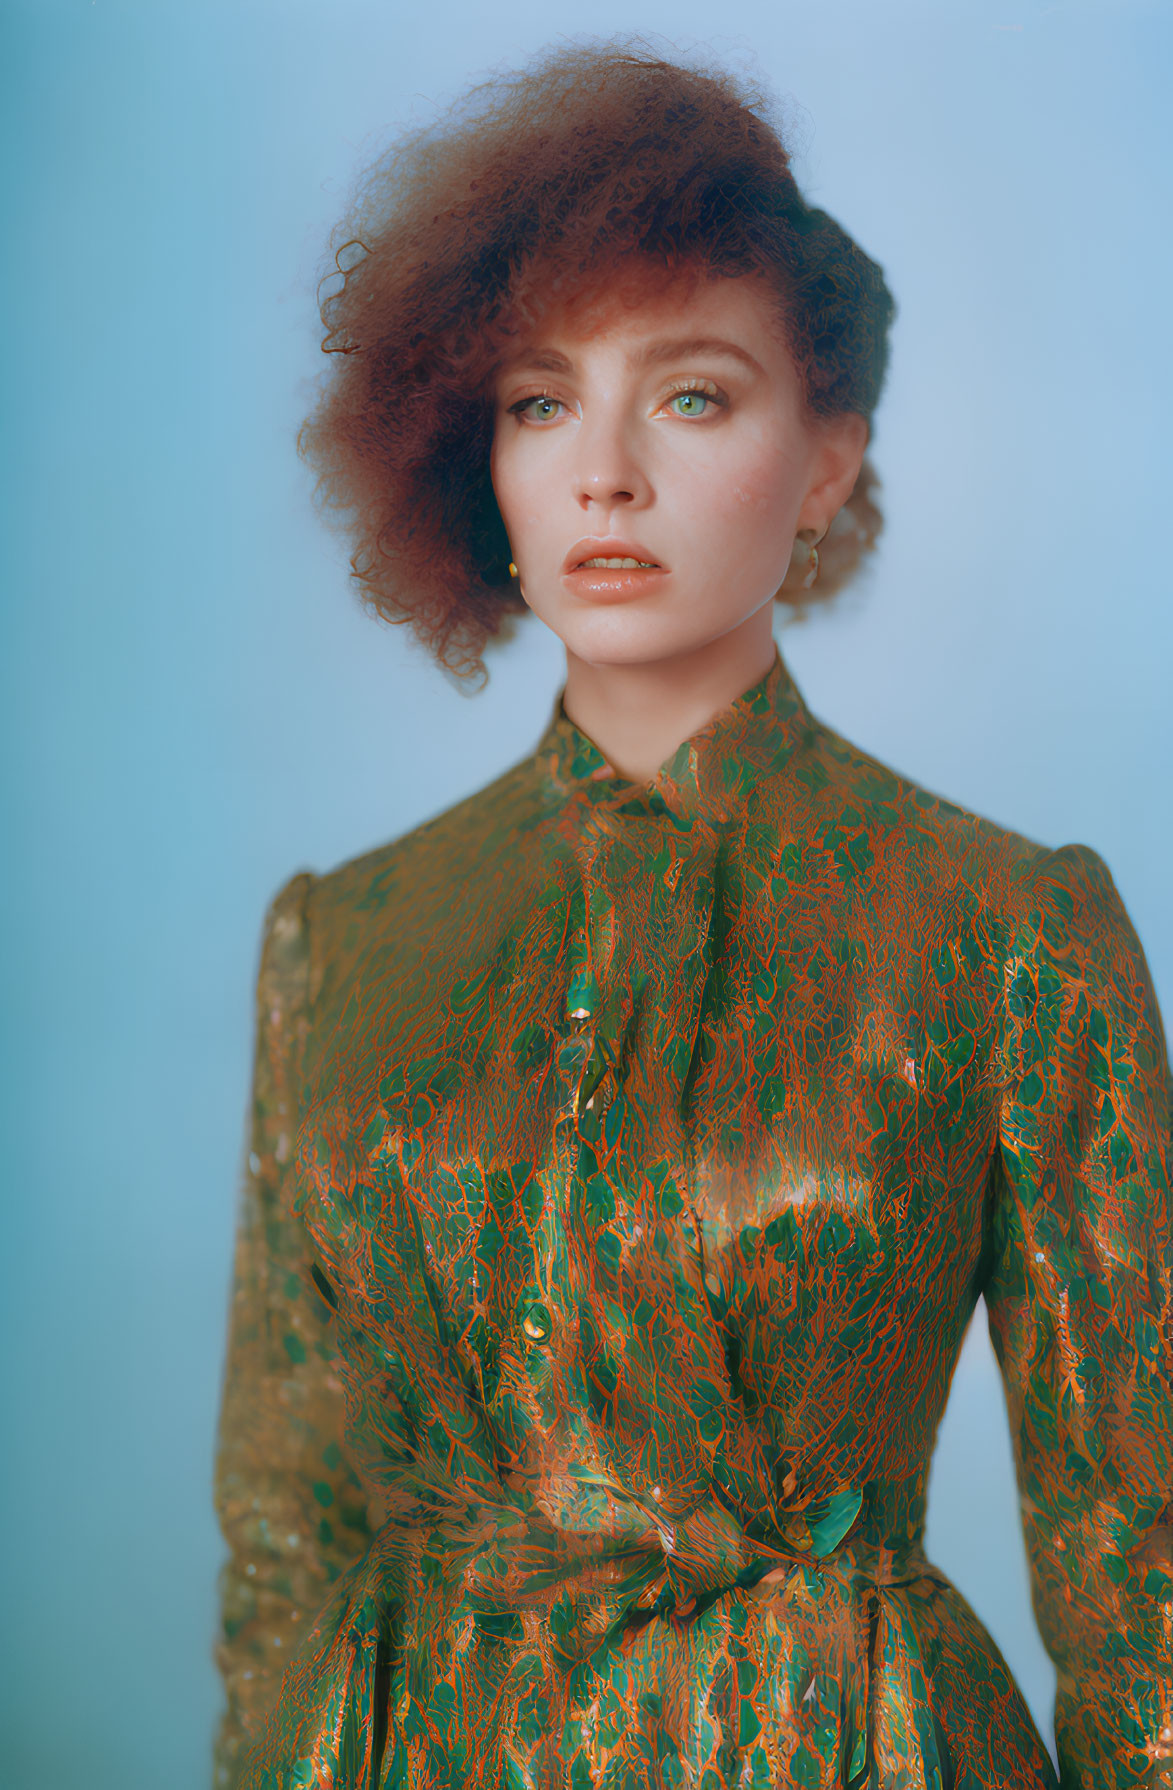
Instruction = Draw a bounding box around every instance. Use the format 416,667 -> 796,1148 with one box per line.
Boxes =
1008,842 -> 1166,1061
998,841 -> 1170,1196
265,751 -> 547,1001
790,713 -> 1052,912
312,751 -> 544,918
786,718 -> 1162,1015
257,869 -> 316,1001
794,717 -> 1169,1083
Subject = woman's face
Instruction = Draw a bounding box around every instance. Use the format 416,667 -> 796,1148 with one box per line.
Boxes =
490,268 -> 868,669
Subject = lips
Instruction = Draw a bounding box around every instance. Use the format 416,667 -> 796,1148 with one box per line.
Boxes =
563,536 -> 665,574
579,556 -> 658,570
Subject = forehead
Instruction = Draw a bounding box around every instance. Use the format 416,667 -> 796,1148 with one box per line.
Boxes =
502,266 -> 791,367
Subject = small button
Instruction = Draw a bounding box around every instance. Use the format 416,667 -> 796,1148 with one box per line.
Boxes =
565,969 -> 598,1020
520,1303 -> 552,1344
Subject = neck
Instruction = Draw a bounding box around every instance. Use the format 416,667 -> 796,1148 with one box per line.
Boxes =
561,606 -> 778,783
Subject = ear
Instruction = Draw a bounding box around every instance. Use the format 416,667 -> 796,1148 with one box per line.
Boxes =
796,413 -> 870,535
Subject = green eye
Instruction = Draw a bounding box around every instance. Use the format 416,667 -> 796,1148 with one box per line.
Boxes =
669,391 -> 709,417
518,395 -> 562,422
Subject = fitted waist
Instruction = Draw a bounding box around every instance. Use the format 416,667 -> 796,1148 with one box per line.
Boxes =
364,1464 -> 939,1669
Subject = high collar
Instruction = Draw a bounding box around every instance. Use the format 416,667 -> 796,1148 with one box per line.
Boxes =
534,649 -> 814,826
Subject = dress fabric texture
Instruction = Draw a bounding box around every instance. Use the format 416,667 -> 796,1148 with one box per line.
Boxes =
215,655 -> 1173,1790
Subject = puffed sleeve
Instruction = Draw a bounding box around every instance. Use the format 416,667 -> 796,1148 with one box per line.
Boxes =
984,843 -> 1173,1786
212,873 -> 372,1789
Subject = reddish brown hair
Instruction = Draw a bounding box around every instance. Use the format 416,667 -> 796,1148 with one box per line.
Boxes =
300,43 -> 896,673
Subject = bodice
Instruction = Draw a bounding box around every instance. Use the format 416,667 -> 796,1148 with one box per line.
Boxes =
216,655 -> 1173,1789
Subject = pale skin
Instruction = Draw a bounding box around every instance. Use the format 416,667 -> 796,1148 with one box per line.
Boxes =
490,267 -> 869,782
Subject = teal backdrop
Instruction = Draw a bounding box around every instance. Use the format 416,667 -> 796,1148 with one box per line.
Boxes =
2,2 -> 1169,1785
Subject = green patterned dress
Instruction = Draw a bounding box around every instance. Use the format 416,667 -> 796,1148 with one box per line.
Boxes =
215,654 -> 1172,1788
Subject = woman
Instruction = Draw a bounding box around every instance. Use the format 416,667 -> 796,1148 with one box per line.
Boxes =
214,44 -> 1172,1790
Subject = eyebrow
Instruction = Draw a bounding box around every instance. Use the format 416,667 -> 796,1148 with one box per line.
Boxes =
504,336 -> 764,378
512,348 -> 575,374
634,336 -> 763,376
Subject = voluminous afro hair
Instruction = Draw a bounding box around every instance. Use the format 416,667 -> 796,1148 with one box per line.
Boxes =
300,42 -> 896,674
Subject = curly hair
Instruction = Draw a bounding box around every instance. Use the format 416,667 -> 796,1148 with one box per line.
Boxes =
300,41 -> 896,673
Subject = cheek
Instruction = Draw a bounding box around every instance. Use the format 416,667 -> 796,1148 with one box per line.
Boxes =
490,431 -> 563,541
488,431 -> 518,525
693,430 -> 807,537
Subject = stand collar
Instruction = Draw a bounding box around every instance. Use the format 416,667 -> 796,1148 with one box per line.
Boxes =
535,649 -> 813,824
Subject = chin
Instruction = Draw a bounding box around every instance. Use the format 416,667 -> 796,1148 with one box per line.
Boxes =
534,598 -> 735,668
558,617 -> 726,668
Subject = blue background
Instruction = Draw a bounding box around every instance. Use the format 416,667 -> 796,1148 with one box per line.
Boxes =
2,2 -> 1169,1784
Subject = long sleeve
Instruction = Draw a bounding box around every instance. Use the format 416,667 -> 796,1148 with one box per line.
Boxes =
985,844 -> 1173,1786
212,873 -> 372,1789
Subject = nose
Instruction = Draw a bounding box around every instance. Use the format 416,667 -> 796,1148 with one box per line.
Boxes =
573,412 -> 652,513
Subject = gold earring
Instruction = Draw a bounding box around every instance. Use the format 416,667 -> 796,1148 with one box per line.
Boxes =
796,527 -> 824,591
508,561 -> 518,579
